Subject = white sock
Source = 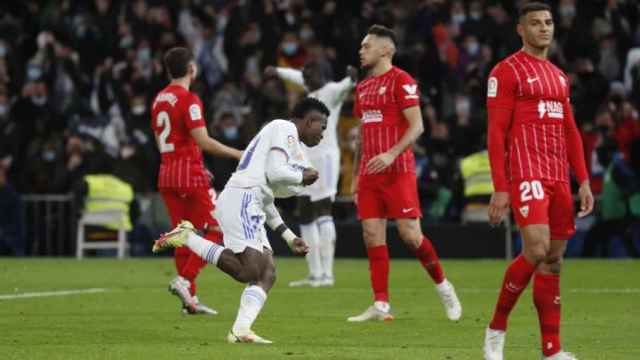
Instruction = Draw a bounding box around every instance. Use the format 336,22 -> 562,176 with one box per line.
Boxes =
185,232 -> 225,265
317,216 -> 336,279
232,285 -> 267,333
299,222 -> 322,278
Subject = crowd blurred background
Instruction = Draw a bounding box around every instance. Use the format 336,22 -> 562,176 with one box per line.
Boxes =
0,0 -> 638,257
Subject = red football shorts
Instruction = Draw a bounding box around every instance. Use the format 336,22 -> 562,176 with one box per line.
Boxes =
159,187 -> 220,235
510,179 -> 575,240
357,173 -> 422,219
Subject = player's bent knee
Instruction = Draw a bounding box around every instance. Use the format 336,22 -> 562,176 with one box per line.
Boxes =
397,222 -> 421,250
523,247 -> 547,264
362,225 -> 385,246
543,255 -> 563,274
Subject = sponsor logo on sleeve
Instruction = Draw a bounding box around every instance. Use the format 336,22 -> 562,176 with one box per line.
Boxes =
287,134 -> 296,147
402,84 -> 418,99
189,104 -> 202,121
487,77 -> 498,97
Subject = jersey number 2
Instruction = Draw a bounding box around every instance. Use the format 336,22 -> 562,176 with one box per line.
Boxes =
156,111 -> 175,153
519,180 -> 544,202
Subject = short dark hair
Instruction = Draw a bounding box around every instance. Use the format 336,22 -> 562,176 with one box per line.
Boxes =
163,47 -> 194,79
367,24 -> 397,45
518,1 -> 552,20
291,97 -> 330,119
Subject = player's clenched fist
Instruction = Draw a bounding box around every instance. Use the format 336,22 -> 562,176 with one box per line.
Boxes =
302,167 -> 319,185
290,238 -> 310,255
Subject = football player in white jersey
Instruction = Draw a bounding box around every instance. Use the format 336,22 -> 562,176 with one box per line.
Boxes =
265,61 -> 357,287
152,97 -> 330,344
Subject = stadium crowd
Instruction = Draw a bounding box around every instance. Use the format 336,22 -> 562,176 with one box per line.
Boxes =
0,1 -> 638,255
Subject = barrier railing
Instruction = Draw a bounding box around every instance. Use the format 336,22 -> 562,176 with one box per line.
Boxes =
21,194 -> 76,256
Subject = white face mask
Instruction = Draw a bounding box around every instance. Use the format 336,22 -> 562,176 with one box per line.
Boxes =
456,98 -> 471,115
559,5 -> 576,19
452,13 -> 466,24
131,104 -> 146,115
466,42 -> 480,56
0,104 -> 8,117
300,28 -> 314,42
31,95 -> 48,106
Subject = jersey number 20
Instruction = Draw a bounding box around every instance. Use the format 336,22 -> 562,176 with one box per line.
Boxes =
519,180 -> 544,202
156,111 -> 175,153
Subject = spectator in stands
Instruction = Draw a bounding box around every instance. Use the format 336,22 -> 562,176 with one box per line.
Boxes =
584,139 -> 640,257
571,57 -> 610,126
0,0 -> 638,250
205,111 -> 247,192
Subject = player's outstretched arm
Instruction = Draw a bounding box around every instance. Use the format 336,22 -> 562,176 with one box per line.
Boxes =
329,66 -> 358,106
264,66 -> 304,87
190,127 -> 243,160
365,105 -> 423,174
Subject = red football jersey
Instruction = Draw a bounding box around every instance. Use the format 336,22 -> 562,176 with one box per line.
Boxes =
151,84 -> 210,189
354,66 -> 420,175
487,50 -> 588,191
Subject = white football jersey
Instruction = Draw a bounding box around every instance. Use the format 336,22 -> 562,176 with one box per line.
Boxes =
226,119 -> 309,198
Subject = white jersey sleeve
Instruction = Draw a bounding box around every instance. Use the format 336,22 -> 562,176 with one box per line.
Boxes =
276,67 -> 305,88
263,197 -> 285,230
323,76 -> 355,107
266,146 -> 303,185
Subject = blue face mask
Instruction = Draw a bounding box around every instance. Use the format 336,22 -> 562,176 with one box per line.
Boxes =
138,48 -> 151,62
27,66 -> 42,80
466,42 -> 480,56
223,127 -> 239,140
282,42 -> 298,56
0,45 -> 7,57
42,150 -> 56,162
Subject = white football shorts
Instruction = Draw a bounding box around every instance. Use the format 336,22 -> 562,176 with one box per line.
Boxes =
214,186 -> 272,254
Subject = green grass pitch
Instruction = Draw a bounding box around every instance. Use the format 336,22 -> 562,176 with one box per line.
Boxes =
1,258 -> 638,359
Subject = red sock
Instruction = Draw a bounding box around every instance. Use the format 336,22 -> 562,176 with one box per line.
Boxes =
367,245 -> 389,302
180,252 -> 206,296
489,255 -> 536,331
534,273 -> 561,356
415,237 -> 445,284
174,247 -> 191,277
180,228 -> 223,296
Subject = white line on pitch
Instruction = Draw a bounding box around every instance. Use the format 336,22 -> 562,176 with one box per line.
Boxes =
568,288 -> 640,294
457,288 -> 640,294
0,288 -> 107,300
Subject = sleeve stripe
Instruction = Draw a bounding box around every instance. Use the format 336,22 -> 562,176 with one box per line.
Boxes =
269,147 -> 290,162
